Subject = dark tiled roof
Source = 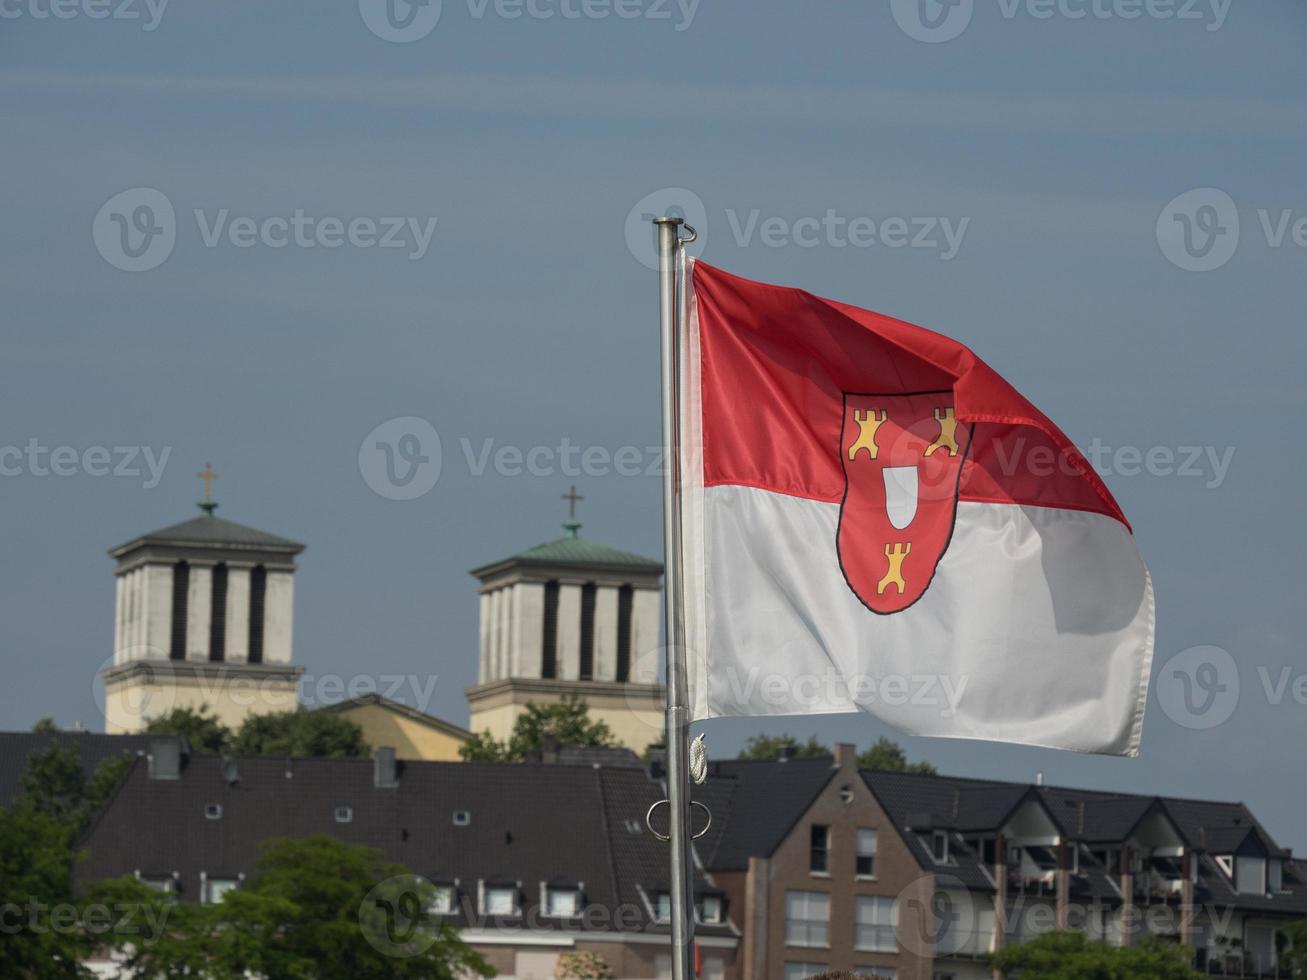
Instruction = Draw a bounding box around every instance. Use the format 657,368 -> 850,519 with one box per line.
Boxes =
702,757 -> 836,871
0,731 -> 177,807
110,514 -> 304,556
75,754 -> 734,938
859,769 -> 1307,914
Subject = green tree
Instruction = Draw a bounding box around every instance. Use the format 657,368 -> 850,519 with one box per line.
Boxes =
991,931 -> 1203,979
461,696 -> 616,762
0,732 -> 135,979
228,710 -> 370,758
736,733 -> 830,760
1281,919 -> 1306,976
144,706 -> 232,752
857,736 -> 937,775
107,836 -> 491,980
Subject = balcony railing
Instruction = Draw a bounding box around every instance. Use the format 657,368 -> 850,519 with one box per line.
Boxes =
1201,953 -> 1291,978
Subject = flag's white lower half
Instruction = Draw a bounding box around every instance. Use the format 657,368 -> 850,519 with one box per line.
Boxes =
681,485 -> 1154,757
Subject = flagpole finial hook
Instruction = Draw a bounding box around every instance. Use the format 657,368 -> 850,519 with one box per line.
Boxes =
651,215 -> 697,245
645,799 -> 713,843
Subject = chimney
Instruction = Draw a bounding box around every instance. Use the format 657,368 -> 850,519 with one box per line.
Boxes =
148,738 -> 182,781
374,747 -> 399,789
540,733 -> 561,765
833,743 -> 857,769
1035,771 -> 1044,787
777,745 -> 797,762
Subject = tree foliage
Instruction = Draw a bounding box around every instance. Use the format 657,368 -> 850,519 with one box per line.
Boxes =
857,736 -> 937,775
98,836 -> 490,980
737,733 -> 829,760
991,931 -> 1204,979
737,733 -> 937,774
460,696 -> 616,762
143,707 -> 369,758
554,950 -> 615,979
143,706 -> 231,752
0,729 -> 135,978
228,710 -> 369,758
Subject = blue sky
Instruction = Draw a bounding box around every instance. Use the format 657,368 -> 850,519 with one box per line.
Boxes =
2,1 -> 1305,849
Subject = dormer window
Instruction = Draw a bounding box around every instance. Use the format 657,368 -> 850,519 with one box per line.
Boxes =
697,894 -> 724,924
545,885 -> 582,918
428,884 -> 457,915
483,884 -> 519,917
654,892 -> 672,923
1235,856 -> 1267,895
930,830 -> 951,864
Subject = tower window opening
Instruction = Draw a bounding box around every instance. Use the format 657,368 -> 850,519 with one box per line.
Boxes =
209,564 -> 228,662
579,582 -> 597,680
248,565 -> 266,664
616,584 -> 634,682
541,580 -> 559,679
170,562 -> 189,660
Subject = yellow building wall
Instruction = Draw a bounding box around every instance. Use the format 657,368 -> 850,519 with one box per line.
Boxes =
331,703 -> 469,761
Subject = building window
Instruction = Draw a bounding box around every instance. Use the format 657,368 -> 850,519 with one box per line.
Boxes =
334,806 -> 353,823
700,957 -> 726,980
654,892 -> 672,923
169,561 -> 189,660
209,563 -> 228,661
140,876 -> 175,894
856,828 -> 878,877
785,890 -> 829,948
1235,856 -> 1266,895
429,885 -> 456,915
579,582 -> 596,680
858,969 -> 897,980
783,963 -> 826,980
545,886 -> 581,918
810,825 -> 830,873
452,810 -> 471,826
483,885 -> 519,917
930,830 -> 951,864
541,580 -> 559,679
855,895 -> 898,953
204,803 -> 222,820
204,877 -> 238,904
697,894 -> 724,924
616,584 -> 634,681
248,565 -> 266,664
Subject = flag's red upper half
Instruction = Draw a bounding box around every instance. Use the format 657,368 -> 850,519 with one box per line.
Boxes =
692,260 -> 1129,529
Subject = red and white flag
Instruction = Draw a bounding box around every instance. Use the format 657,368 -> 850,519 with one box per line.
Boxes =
679,261 -> 1154,756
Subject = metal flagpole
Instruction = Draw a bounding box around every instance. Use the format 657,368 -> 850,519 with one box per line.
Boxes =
654,215 -> 695,980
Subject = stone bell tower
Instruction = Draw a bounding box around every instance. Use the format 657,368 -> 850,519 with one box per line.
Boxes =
464,488 -> 665,752
100,465 -> 305,733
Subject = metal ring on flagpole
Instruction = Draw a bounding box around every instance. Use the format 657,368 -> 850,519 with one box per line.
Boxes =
645,799 -> 712,843
678,223 -> 698,245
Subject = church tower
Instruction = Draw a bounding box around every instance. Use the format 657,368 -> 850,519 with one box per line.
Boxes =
465,490 -> 665,752
100,466 -> 305,734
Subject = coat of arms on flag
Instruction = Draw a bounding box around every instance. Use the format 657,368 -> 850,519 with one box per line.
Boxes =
839,391 -> 973,614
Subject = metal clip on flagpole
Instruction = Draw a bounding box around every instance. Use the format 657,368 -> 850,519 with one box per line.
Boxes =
653,215 -> 698,980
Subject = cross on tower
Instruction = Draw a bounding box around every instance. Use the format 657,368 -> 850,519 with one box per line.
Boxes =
196,463 -> 220,515
562,485 -> 583,537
